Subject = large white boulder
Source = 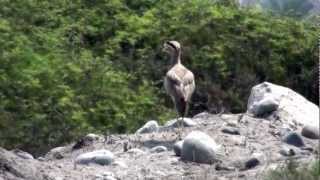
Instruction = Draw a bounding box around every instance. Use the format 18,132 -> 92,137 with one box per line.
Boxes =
181,131 -> 221,164
247,82 -> 319,128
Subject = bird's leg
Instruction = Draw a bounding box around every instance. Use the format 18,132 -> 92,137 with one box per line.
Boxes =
179,116 -> 184,140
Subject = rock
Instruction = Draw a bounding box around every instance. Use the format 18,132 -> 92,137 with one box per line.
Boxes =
181,131 -> 220,164
173,141 -> 183,156
301,125 -> 319,139
46,146 -> 66,159
230,136 -> 245,145
221,127 -> 240,135
244,157 -> 260,170
247,82 -> 319,127
75,150 -> 114,166
193,112 -> 211,119
225,120 -> 238,127
95,172 -> 116,180
150,146 -> 167,153
127,148 -> 146,155
84,133 -> 102,141
279,146 -> 297,156
234,153 -> 264,170
12,149 -> 34,160
73,133 -> 102,150
136,120 -> 159,134
248,97 -> 279,116
112,160 -> 128,168
164,118 -> 197,128
282,132 -> 305,147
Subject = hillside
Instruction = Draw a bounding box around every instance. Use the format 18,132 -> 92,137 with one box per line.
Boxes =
0,0 -> 319,157
0,82 -> 319,180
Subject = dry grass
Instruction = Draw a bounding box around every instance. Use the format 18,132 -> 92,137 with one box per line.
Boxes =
264,159 -> 320,180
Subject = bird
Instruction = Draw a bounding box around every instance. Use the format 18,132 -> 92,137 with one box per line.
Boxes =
162,40 -> 195,138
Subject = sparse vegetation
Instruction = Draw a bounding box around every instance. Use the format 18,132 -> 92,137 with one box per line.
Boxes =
264,159 -> 320,180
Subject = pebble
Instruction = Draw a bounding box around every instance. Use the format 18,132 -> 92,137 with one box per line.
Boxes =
150,146 -> 167,153
221,127 -> 240,135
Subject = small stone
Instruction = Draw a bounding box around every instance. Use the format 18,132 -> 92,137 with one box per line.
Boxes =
102,172 -> 114,177
173,141 -> 183,156
181,131 -> 220,164
230,136 -> 245,145
127,148 -> 145,155
279,146 -> 296,156
221,127 -> 240,135
136,120 -> 159,134
164,118 -> 197,128
37,157 -> 45,161
75,150 -> 114,166
150,146 -> 167,153
282,132 -> 305,147
244,157 -> 260,170
225,120 -> 238,127
112,161 -> 128,168
301,125 -> 319,139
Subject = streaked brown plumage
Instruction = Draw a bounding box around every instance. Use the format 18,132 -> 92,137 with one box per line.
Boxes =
163,41 -> 195,119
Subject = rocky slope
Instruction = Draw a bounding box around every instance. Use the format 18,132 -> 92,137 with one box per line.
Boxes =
0,82 -> 319,180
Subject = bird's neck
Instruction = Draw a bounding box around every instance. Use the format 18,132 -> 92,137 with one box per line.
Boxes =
170,51 -> 181,66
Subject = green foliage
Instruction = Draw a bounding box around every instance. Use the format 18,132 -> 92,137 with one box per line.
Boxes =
0,0 -> 318,155
265,160 -> 320,180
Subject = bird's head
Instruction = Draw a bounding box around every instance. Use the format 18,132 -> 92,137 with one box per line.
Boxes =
162,41 -> 181,55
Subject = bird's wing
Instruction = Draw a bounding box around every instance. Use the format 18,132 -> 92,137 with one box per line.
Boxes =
165,70 -> 185,100
165,69 -> 195,102
181,70 -> 195,101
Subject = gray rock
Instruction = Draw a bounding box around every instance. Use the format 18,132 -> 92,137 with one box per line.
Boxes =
73,133 -> 102,150
247,82 -> 319,128
301,125 -> 319,139
75,150 -> 114,165
164,118 -> 197,128
234,153 -> 263,170
136,120 -> 159,134
85,133 -> 102,141
112,160 -> 128,168
221,127 -> 240,135
12,149 -> 34,160
244,157 -> 260,170
127,148 -> 146,155
279,146 -> 296,156
193,112 -> 210,119
150,146 -> 167,153
173,141 -> 183,156
46,146 -> 66,159
181,131 -> 220,164
282,132 -> 305,147
249,97 -> 279,117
